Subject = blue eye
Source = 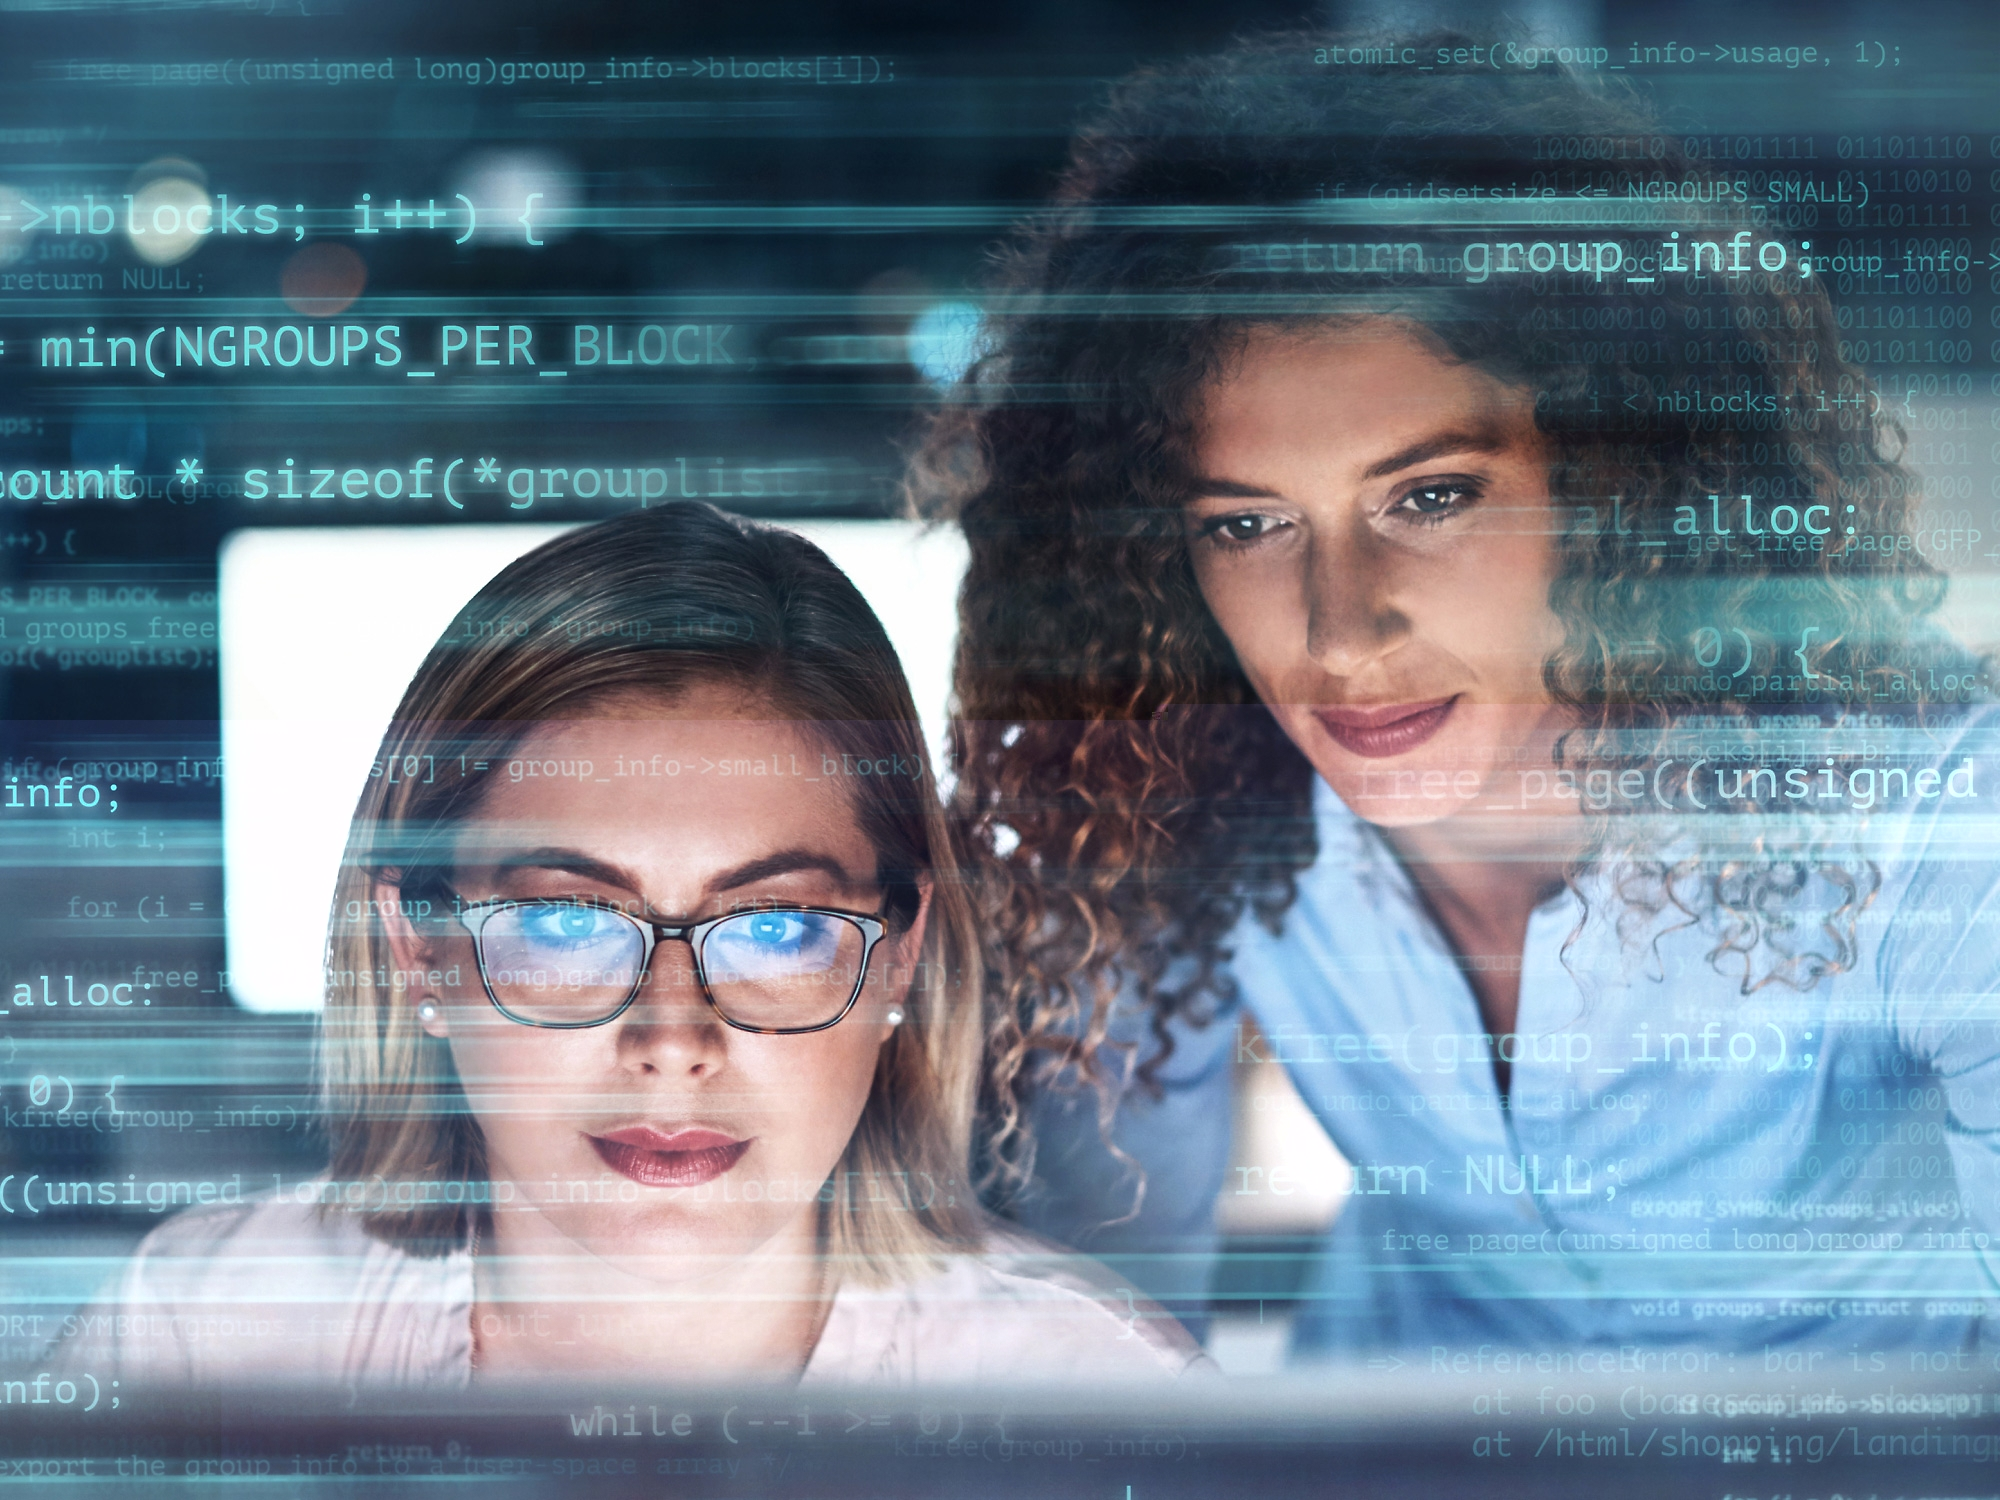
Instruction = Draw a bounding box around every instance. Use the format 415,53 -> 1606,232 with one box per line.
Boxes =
706,910 -> 846,980
513,902 -> 627,949
473,902 -> 646,1019
745,912 -> 803,945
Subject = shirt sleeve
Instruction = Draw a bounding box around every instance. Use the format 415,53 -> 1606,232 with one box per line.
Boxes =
1007,984 -> 1240,1332
43,1217 -> 208,1388
1879,720 -> 2000,1291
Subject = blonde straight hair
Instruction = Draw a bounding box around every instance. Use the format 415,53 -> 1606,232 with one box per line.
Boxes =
318,503 -> 987,1282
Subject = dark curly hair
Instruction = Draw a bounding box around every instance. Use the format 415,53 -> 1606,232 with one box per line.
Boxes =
908,30 -> 1973,1197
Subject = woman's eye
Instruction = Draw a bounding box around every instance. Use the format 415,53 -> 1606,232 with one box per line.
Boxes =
745,912 -> 803,945
1197,512 -> 1287,547
1392,482 -> 1479,523
516,903 -> 624,945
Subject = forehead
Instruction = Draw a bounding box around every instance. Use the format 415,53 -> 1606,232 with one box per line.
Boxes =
455,696 -> 875,878
1197,320 -> 1537,463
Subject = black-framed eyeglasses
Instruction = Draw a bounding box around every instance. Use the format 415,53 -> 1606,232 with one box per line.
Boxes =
453,897 -> 889,1034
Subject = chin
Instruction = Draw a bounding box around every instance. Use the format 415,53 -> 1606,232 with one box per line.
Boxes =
1270,708 -> 1492,826
575,1210 -> 765,1268
1329,785 -> 1476,829
1322,767 -> 1496,828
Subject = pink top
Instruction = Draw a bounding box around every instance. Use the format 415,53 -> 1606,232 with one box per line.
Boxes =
50,1194 -> 1211,1389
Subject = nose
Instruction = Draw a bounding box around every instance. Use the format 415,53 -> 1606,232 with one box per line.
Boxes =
1303,517 -> 1412,675
613,937 -> 729,1078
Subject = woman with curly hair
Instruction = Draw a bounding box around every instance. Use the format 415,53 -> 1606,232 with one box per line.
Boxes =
916,31 -> 2000,1360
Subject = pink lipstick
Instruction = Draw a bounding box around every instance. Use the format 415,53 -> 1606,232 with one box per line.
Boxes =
1314,696 -> 1458,759
589,1126 -> 750,1188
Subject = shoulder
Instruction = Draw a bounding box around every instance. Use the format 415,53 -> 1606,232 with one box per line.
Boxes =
122,1193 -> 383,1292
1250,775 -> 1411,935
809,1223 -> 1213,1386
156,1186 -> 423,1260
1869,702 -> 2000,893
51,1191 -> 469,1388
971,1224 -> 1214,1373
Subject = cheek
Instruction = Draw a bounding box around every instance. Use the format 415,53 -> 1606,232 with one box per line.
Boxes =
743,1043 -> 879,1193
1427,538 -> 1561,678
742,1035 -> 881,1150
1442,585 -> 1547,659
1190,555 -> 1308,684
444,1015 -> 596,1137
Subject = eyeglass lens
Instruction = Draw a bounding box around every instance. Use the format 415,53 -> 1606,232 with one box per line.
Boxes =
475,903 -> 867,1028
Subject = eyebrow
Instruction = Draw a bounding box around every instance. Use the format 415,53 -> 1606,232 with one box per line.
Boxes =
488,849 -> 641,891
710,849 -> 871,893
1187,428 -> 1508,499
478,847 -> 870,907
1186,476 -> 1281,499
1359,429 -> 1505,481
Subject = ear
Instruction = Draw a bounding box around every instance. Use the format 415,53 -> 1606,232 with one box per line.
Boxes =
374,875 -> 450,1039
877,875 -> 933,1037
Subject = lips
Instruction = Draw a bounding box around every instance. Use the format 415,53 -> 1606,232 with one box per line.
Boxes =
1313,696 -> 1459,759
588,1125 -> 751,1188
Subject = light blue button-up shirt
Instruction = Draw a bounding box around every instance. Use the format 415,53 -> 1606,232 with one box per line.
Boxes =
1020,711 -> 2000,1363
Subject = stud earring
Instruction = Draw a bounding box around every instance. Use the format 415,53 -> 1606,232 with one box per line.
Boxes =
886,1009 -> 904,1026
417,1000 -> 439,1023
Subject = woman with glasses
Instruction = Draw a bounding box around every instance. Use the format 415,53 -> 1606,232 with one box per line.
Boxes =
54,502 -> 1207,1389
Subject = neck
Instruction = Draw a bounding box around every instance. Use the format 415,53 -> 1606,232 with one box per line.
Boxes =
1373,756 -> 1587,1050
1376,711 -> 1587,926
1377,809 -> 1577,929
471,1197 -> 833,1381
